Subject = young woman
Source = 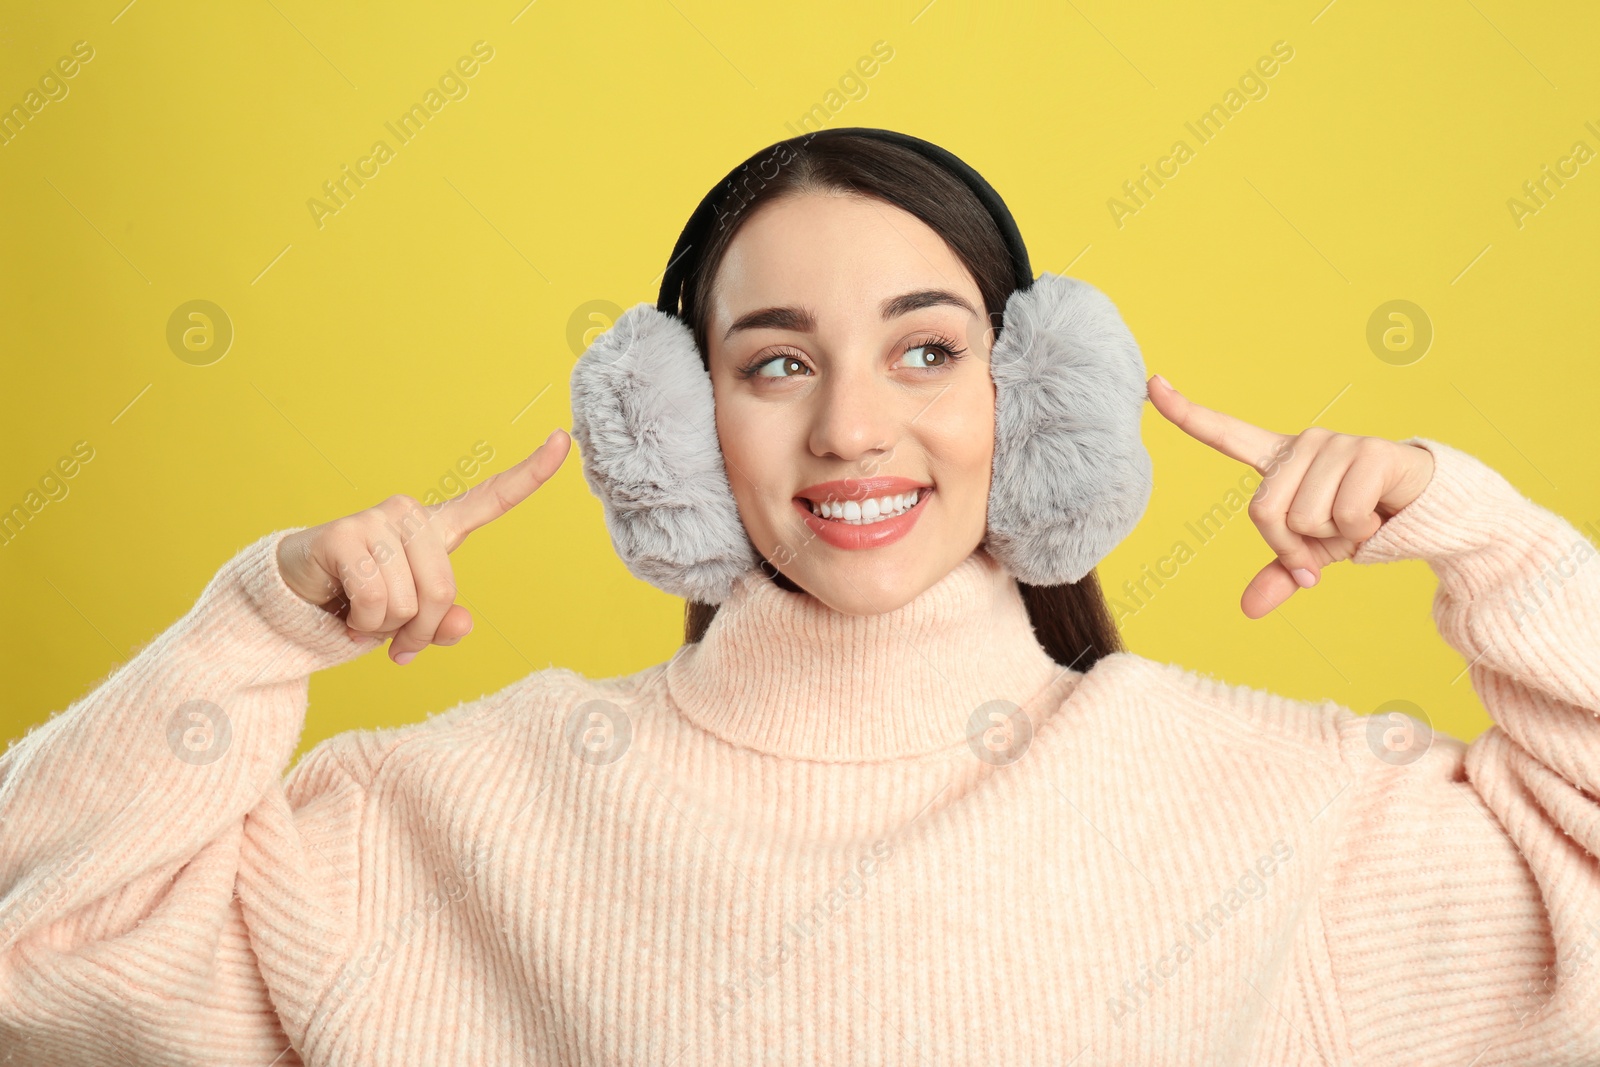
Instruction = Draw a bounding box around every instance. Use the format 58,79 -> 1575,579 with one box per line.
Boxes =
2,129 -> 1595,1066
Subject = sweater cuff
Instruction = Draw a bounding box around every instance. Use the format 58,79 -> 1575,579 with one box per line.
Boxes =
1348,437 -> 1561,573
230,527 -> 385,662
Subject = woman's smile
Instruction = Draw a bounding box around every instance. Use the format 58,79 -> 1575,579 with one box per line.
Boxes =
801,488 -> 922,523
791,477 -> 935,551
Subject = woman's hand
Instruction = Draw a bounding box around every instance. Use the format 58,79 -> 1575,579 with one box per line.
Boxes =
1145,376 -> 1434,619
276,429 -> 572,663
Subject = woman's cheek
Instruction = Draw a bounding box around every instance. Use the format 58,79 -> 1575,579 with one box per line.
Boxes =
717,401 -> 784,545
929,383 -> 993,463
928,384 -> 995,534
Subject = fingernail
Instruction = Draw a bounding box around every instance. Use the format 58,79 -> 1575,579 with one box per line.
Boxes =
1292,567 -> 1318,588
1152,374 -> 1171,391
393,650 -> 417,665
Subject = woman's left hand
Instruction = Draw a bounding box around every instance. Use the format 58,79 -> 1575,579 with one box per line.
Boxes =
1146,374 -> 1436,619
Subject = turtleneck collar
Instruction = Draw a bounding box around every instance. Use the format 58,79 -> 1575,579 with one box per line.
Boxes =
663,548 -> 1075,762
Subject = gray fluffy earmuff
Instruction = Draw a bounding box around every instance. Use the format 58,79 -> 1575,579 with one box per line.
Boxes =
986,272 -> 1153,586
568,270 -> 1152,604
567,302 -> 760,605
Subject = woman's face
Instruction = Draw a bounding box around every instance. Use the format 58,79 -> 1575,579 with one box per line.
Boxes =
706,191 -> 997,616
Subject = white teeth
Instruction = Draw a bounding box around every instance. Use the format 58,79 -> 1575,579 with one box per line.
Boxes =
807,489 -> 923,525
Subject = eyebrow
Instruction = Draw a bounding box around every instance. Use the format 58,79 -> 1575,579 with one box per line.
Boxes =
721,288 -> 978,342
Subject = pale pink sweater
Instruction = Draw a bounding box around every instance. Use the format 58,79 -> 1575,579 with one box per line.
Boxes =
2,435 -> 1598,1065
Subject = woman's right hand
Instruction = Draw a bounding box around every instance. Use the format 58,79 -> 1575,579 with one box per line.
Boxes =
275,428 -> 571,664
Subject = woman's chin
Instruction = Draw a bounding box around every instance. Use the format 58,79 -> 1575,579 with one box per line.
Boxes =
758,512 -> 985,615
783,555 -> 931,616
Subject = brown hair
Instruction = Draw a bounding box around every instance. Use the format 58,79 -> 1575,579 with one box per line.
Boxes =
677,131 -> 1124,673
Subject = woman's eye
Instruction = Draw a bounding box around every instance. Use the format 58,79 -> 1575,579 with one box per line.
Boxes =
899,344 -> 949,369
754,355 -> 808,378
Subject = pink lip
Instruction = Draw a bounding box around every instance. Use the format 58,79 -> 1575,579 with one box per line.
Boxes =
791,487 -> 932,551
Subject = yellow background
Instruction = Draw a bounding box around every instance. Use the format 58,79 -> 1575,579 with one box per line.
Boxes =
2,0 -> 1595,761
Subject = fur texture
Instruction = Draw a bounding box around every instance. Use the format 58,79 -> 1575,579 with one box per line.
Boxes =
568,303 -> 758,603
986,272 -> 1152,585
568,272 -> 1152,603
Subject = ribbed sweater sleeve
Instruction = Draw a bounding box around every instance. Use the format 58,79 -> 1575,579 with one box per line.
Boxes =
1328,436 -> 1600,1065
0,527 -> 389,1066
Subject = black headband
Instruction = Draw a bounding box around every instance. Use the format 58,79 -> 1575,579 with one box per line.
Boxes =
653,126 -> 1034,318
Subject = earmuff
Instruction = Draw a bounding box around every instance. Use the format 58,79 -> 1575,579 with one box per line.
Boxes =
568,127 -> 1153,605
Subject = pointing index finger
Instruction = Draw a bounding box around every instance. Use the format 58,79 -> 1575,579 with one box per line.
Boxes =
431,429 -> 571,551
1150,378 -> 1291,474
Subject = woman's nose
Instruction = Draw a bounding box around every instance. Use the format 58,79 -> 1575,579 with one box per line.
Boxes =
806,363 -> 903,464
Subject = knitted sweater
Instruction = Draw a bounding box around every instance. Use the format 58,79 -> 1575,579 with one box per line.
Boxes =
2,435 -> 1597,1066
